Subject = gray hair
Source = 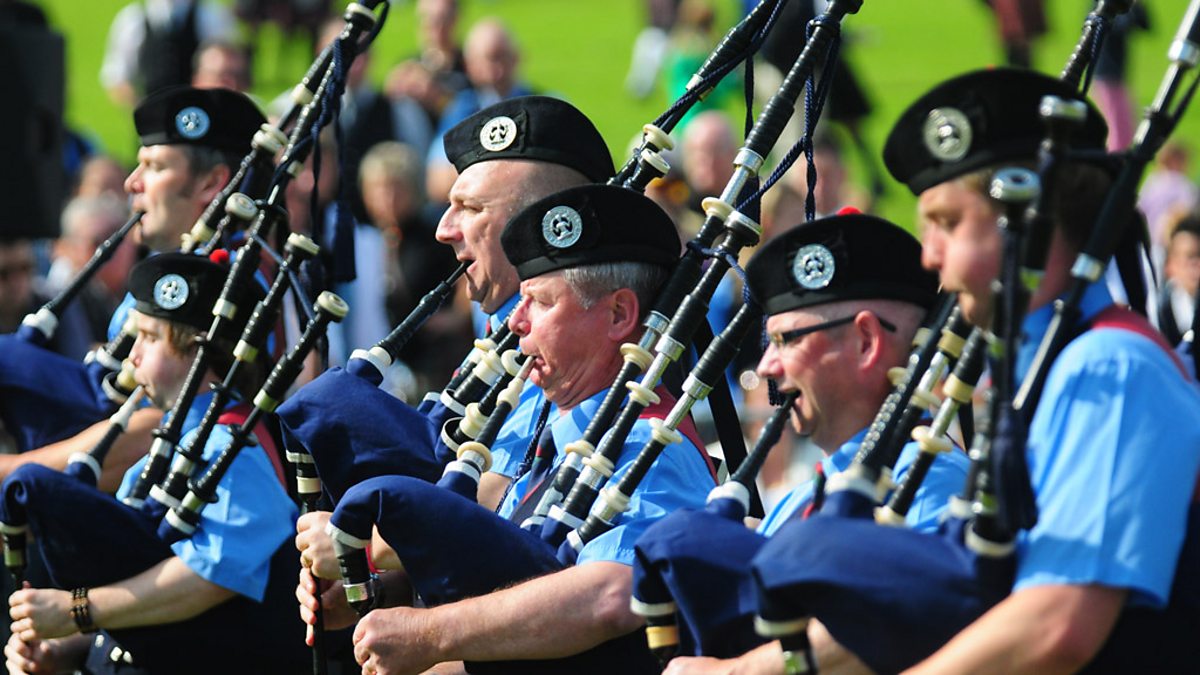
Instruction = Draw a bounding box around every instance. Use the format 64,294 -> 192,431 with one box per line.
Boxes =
562,261 -> 669,318
60,194 -> 130,240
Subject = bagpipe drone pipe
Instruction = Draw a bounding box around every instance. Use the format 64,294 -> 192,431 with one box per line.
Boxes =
0,289 -> 347,674
274,0 -> 797,507
0,210 -> 144,453
309,3 -> 866,671
275,261 -> 477,507
626,299 -> 974,666
121,0 -> 390,512
741,5 -> 1193,668
0,0 -> 381,455
530,0 -> 863,551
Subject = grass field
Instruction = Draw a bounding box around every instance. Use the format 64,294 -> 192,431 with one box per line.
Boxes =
34,0 -> 1200,228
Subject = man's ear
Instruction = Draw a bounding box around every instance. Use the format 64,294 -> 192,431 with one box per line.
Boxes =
854,311 -> 887,371
607,287 -> 641,342
196,164 -> 232,205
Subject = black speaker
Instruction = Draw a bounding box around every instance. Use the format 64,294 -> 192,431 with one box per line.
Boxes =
0,23 -> 64,241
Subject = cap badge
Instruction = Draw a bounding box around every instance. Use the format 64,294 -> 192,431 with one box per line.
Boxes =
923,107 -> 972,162
480,115 -> 518,152
175,106 -> 211,140
153,273 -> 190,310
792,244 -> 836,290
541,206 -> 583,249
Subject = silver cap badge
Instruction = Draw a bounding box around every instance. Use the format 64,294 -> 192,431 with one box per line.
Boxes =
541,206 -> 583,249
479,115 -> 518,152
153,273 -> 190,310
792,244 -> 836,290
923,107 -> 972,162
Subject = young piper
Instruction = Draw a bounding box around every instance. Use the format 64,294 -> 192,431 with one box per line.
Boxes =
5,253 -> 303,675
0,86 -> 267,490
886,69 -> 1200,674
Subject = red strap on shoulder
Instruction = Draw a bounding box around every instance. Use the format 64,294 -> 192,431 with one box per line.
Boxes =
639,387 -> 719,483
1090,306 -> 1188,378
216,403 -> 288,489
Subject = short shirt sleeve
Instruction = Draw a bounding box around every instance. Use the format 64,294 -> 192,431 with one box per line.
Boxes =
166,425 -> 298,601
1014,329 -> 1200,608
575,421 -> 715,566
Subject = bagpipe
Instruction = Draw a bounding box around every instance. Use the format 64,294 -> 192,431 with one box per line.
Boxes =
314,2 -> 867,673
0,0 -> 351,455
274,0 -> 802,507
743,3 -> 1200,672
626,298 -> 977,666
0,210 -> 143,453
744,169 -> 1036,674
0,290 -> 345,674
0,2 -> 395,672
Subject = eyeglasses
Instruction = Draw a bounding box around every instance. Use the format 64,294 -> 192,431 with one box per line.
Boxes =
767,314 -> 897,348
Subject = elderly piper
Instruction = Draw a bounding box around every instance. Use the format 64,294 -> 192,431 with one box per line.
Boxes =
300,183 -> 718,673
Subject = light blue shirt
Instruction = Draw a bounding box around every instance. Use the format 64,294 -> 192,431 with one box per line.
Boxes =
116,392 -> 298,602
107,292 -> 136,340
498,389 -> 717,566
1013,282 -> 1200,608
757,428 -> 969,537
482,294 -> 548,478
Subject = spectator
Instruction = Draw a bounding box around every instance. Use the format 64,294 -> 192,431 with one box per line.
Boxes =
1091,3 -> 1149,151
311,18 -> 433,224
191,39 -> 253,93
985,0 -> 1046,68
100,0 -> 237,107
74,155 -> 128,200
624,0 -> 682,98
0,238 -> 91,359
1157,213 -> 1200,345
680,110 -> 737,219
234,0 -> 332,61
385,0 -> 468,127
359,141 -> 471,391
425,18 -> 534,204
1139,141 -> 1198,269
46,195 -> 138,346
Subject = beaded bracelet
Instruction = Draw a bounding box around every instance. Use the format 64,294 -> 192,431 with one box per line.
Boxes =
69,587 -> 97,634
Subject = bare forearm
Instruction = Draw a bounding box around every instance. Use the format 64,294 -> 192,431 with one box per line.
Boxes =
903,585 -> 1126,675
435,562 -> 641,662
91,556 -> 235,629
15,409 -> 160,493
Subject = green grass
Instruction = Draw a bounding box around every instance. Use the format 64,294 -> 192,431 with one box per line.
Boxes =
36,0 -> 1200,228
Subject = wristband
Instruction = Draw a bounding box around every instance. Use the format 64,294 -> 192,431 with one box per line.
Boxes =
70,587 -> 97,634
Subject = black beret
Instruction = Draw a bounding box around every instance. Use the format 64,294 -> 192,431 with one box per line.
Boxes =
746,213 -> 938,315
134,86 -> 265,154
129,252 -> 263,338
501,184 -> 680,280
443,96 -> 614,182
883,68 -> 1108,195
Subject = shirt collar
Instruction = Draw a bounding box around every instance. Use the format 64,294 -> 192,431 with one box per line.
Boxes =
549,388 -> 607,454
489,294 -> 521,333
825,427 -> 870,475
1017,281 -> 1113,380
